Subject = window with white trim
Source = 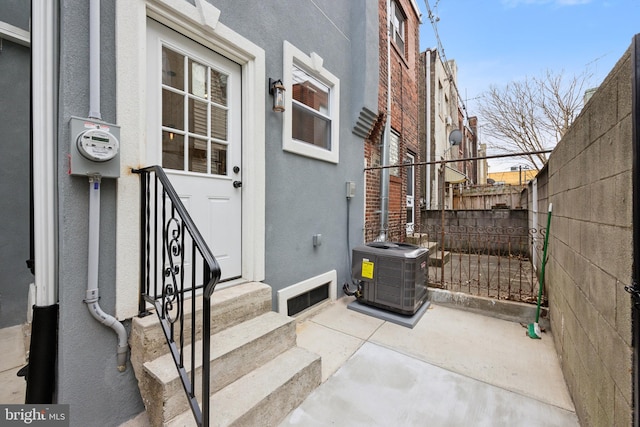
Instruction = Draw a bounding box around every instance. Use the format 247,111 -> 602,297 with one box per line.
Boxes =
389,131 -> 400,177
283,41 -> 340,163
390,1 -> 406,55
406,152 -> 415,232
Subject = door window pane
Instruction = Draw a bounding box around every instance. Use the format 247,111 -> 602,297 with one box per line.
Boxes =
189,59 -> 207,99
212,106 -> 228,140
162,89 -> 184,129
188,98 -> 208,136
160,46 -> 231,175
210,142 -> 227,175
162,47 -> 184,90
210,70 -> 228,106
163,131 -> 184,170
188,137 -> 208,173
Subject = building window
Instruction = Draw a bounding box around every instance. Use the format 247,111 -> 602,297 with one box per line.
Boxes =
406,152 -> 415,233
438,80 -> 444,119
389,131 -> 400,177
390,1 -> 405,54
283,41 -> 340,163
292,65 -> 331,150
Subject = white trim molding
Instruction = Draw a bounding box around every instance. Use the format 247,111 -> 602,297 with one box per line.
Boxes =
277,270 -> 337,315
282,41 -> 340,164
115,0 -> 266,318
31,2 -> 57,306
0,21 -> 30,46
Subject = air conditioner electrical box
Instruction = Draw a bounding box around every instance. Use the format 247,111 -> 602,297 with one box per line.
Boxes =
351,242 -> 429,315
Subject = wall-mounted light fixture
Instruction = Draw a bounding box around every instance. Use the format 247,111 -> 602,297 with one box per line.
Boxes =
269,78 -> 286,112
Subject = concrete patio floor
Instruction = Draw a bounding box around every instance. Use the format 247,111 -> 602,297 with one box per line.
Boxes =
280,297 -> 579,427
2,296 -> 580,426
0,324 -> 27,405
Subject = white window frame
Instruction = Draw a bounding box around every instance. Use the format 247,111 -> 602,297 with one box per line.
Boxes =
283,41 -> 340,164
389,130 -> 400,177
390,1 -> 405,54
406,152 -> 415,233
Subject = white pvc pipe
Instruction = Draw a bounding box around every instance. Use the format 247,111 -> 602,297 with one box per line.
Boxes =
425,50 -> 432,209
87,177 -> 101,292
89,0 -> 101,119
32,0 -> 58,307
85,176 -> 128,371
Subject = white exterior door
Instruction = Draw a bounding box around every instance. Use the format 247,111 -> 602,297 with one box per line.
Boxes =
147,20 -> 242,281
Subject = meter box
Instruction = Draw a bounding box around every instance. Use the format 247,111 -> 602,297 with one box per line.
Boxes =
352,242 -> 429,315
69,116 -> 120,178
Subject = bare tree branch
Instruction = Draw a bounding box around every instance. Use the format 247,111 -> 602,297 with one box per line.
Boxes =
477,69 -> 592,170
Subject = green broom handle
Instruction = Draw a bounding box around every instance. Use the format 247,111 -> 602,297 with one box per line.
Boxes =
536,203 -> 553,323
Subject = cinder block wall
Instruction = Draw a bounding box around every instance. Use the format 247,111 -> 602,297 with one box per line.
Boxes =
421,209 -> 529,255
544,45 -> 634,426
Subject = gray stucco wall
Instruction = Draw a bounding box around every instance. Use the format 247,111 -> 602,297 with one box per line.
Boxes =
212,0 -> 376,303
0,2 -> 32,328
539,43 -> 634,426
0,44 -> 31,328
57,1 -> 143,425
53,1 -> 378,425
1,0 -> 30,30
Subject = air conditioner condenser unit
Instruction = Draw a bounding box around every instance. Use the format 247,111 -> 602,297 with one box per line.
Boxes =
351,242 -> 429,315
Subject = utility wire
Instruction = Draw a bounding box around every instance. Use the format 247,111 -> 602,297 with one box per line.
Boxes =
364,149 -> 553,171
423,0 -> 473,130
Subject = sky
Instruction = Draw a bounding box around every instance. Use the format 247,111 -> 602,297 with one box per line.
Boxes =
416,0 -> 640,172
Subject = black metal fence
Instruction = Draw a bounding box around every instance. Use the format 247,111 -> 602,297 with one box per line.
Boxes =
364,222 -> 547,304
134,166 -> 221,427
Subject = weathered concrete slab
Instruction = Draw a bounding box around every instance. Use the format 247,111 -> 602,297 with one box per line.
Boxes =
346,299 -> 430,329
280,342 -> 579,427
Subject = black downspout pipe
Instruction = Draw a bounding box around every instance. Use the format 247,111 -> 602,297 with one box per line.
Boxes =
631,33 -> 640,427
27,33 -> 34,276
25,305 -> 58,403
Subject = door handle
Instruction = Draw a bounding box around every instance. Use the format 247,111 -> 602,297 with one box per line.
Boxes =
233,181 -> 242,188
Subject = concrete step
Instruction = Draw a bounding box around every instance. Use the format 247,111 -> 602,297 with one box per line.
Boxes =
429,250 -> 451,267
167,346 -> 322,427
141,311 -> 297,425
405,235 -> 438,252
423,241 -> 438,252
130,282 -> 272,375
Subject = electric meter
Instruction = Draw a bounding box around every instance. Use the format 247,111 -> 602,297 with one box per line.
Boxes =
77,128 -> 119,162
69,117 -> 121,178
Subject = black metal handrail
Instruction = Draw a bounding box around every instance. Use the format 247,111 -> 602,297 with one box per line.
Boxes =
133,165 -> 220,427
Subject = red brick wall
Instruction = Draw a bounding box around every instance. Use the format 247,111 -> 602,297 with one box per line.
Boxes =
365,0 -> 421,239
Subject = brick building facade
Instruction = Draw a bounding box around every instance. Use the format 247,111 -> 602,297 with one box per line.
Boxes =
365,0 -> 422,239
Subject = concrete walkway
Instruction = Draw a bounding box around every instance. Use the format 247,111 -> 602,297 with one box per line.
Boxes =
2,297 -> 580,426
280,297 -> 579,427
0,324 -> 27,404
